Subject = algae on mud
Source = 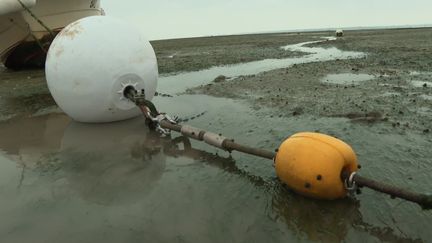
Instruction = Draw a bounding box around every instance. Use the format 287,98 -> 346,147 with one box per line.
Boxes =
0,28 -> 431,242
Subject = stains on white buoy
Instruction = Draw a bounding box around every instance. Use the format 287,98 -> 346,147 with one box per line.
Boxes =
45,16 -> 158,123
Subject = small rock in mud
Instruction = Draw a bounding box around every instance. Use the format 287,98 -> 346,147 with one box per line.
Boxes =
292,107 -> 304,116
213,75 -> 227,83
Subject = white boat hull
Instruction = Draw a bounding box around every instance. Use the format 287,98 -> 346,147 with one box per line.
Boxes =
0,0 -> 103,68
0,0 -> 36,16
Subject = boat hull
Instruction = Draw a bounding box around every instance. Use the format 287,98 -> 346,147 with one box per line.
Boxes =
0,0 -> 103,69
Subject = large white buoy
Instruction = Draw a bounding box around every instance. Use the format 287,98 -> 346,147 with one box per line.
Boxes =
46,16 -> 158,123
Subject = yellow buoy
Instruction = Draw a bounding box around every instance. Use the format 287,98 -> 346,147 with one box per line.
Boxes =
274,132 -> 358,200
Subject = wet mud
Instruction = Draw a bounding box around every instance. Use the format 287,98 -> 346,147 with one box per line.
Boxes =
152,33 -> 322,74
192,29 -> 432,133
1,28 -> 432,242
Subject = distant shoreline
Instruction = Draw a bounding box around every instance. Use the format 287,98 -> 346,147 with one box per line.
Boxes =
151,24 -> 432,41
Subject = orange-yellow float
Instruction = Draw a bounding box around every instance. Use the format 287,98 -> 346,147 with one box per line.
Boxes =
274,132 -> 359,200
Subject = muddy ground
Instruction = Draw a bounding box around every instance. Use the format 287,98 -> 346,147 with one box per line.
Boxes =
152,32 -> 323,74
1,28 -> 432,242
190,28 -> 432,133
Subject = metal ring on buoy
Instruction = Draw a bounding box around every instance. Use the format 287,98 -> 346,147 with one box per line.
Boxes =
344,172 -> 357,192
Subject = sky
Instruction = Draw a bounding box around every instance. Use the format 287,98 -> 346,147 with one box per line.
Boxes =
103,0 -> 432,40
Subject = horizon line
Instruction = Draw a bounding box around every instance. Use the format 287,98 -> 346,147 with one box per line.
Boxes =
150,23 -> 432,41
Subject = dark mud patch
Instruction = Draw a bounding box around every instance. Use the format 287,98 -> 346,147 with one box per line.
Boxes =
13,93 -> 55,109
213,75 -> 228,83
329,111 -> 388,123
1,93 -> 57,120
0,68 -> 53,120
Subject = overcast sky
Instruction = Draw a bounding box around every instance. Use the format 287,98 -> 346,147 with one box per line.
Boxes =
103,0 -> 432,40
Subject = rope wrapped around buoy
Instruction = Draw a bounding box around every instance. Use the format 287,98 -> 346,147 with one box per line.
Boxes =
127,88 -> 432,210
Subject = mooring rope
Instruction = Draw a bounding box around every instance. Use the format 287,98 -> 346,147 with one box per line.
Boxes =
26,24 -> 48,53
17,0 -> 55,38
176,111 -> 207,123
159,112 -> 432,209
126,86 -> 432,209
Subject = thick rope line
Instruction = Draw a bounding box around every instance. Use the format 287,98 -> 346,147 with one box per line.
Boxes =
27,24 -> 48,53
127,87 -> 432,209
17,0 -> 55,37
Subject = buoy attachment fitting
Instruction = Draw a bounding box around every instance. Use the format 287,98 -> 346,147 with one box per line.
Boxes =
274,132 -> 358,200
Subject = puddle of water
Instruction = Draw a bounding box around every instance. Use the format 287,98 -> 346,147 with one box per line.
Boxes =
420,94 -> 432,101
321,73 -> 375,85
417,106 -> 432,115
409,71 -> 432,76
159,37 -> 365,94
380,91 -> 401,97
281,37 -> 354,56
410,80 -> 432,88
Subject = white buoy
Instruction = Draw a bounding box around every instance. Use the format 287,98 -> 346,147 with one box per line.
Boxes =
45,16 -> 158,123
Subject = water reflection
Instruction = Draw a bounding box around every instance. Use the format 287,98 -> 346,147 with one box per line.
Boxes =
0,114 -> 423,242
0,115 -> 167,206
58,119 -> 166,205
0,113 -> 70,169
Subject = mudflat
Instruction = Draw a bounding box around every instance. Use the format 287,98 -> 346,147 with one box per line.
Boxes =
0,28 -> 431,242
190,28 -> 432,133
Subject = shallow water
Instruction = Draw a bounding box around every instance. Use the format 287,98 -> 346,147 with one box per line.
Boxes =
1,38 -> 431,242
321,73 -> 375,85
420,94 -> 432,101
1,100 -> 431,242
410,80 -> 432,88
159,37 -> 365,94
